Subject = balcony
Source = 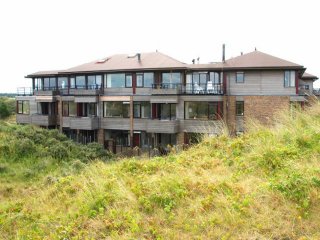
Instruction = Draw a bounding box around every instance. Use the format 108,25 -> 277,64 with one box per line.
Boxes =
31,114 -> 57,126
151,83 -> 181,95
34,87 -> 59,96
68,85 -> 103,96
182,83 -> 224,95
67,117 -> 99,130
16,114 -> 31,124
151,83 -> 224,95
17,87 -> 33,96
147,119 -> 179,133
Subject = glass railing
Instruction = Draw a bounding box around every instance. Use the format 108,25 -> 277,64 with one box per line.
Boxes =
17,87 -> 33,96
184,83 -> 223,95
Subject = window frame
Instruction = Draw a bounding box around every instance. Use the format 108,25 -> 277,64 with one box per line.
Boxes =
125,74 -> 133,88
17,100 -> 30,115
236,72 -> 245,83
184,101 -> 223,120
236,101 -> 244,116
103,101 -> 130,118
136,73 -> 144,88
284,70 -> 296,87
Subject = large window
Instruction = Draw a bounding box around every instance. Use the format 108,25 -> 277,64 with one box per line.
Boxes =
106,74 -> 126,88
103,101 -> 130,118
184,101 -> 223,120
134,102 -> 151,118
125,74 -> 132,87
87,75 -> 102,89
236,101 -> 244,116
162,72 -> 181,88
35,78 -> 42,90
159,103 -> 176,120
58,77 -> 68,89
136,72 -> 154,88
236,72 -> 245,83
43,77 -> 56,90
62,101 -> 76,117
17,101 -> 30,114
284,70 -> 295,87
186,72 -> 222,94
37,102 -> 49,115
75,76 -> 86,89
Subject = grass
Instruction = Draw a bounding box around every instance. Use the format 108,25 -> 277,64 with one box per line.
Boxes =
0,101 -> 320,239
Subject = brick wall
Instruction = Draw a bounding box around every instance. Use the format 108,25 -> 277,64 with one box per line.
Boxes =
243,96 -> 290,125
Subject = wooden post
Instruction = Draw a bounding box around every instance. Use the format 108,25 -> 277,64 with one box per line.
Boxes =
130,96 -> 133,148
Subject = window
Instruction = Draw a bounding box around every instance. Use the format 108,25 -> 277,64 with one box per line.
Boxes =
17,101 -> 30,114
210,72 -> 220,84
58,77 -> 68,89
134,102 -> 151,118
162,72 -> 181,88
236,101 -> 244,116
184,101 -> 223,120
136,73 -> 143,87
236,72 -> 244,83
37,102 -> 49,115
62,101 -> 76,117
43,77 -> 56,90
76,76 -> 86,89
106,73 -> 125,88
159,103 -> 176,120
103,102 -> 130,118
125,74 -> 132,87
144,73 -> 154,88
70,76 -> 76,89
305,85 -> 309,90
87,75 -> 102,89
35,78 -> 42,90
88,103 -> 97,116
284,70 -> 295,87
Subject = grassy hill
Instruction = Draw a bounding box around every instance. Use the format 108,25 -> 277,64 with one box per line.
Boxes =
0,102 -> 320,239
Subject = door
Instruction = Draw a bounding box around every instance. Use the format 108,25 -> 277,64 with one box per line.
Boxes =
133,133 -> 140,148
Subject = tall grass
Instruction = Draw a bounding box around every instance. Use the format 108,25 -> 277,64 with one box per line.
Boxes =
0,102 -> 320,239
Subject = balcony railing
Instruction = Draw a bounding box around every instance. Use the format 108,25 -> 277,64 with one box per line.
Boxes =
313,88 -> 320,96
151,83 -> 224,95
184,83 -> 223,95
17,87 -> 33,96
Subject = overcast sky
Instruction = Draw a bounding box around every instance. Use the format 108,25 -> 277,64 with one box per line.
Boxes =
0,0 -> 319,93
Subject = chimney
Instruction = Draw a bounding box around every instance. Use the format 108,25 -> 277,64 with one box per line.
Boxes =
137,53 -> 141,61
192,59 -> 195,64
222,44 -> 225,63
241,52 -> 243,55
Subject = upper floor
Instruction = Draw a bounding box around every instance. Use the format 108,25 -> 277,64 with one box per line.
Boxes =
17,51 -> 318,97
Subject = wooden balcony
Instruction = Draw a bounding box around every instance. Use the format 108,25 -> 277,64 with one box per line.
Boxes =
16,114 -> 31,124
147,119 -> 179,133
62,117 -> 99,130
31,114 -> 57,126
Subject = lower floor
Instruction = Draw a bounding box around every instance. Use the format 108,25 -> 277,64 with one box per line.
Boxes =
60,128 -> 208,155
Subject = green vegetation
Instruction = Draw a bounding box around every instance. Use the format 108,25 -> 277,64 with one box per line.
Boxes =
1,102 -> 320,239
0,97 -> 15,119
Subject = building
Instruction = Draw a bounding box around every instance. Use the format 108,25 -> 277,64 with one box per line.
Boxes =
16,49 -> 318,154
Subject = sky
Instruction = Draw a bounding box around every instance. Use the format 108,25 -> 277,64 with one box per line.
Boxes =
0,0 -> 319,93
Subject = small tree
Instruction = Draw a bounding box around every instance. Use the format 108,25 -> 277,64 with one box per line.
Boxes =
0,102 -> 10,119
